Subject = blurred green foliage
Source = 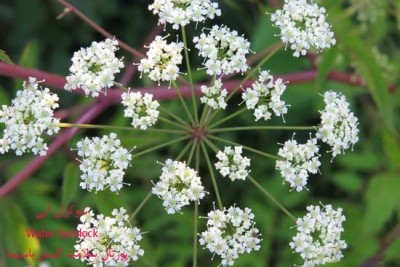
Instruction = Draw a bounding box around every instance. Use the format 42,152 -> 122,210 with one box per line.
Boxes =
0,0 -> 400,267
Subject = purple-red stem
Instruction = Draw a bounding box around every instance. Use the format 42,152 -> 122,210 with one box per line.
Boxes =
0,101 -> 110,198
57,0 -> 143,59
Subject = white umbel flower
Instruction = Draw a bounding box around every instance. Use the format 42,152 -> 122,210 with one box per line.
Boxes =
0,77 -> 60,156
65,38 -> 124,97
138,36 -> 184,84
76,133 -> 132,193
193,25 -> 251,75
75,207 -> 144,267
121,91 -> 160,130
276,136 -> 320,192
199,206 -> 262,266
215,146 -> 251,181
152,159 -> 206,214
200,79 -> 228,109
316,91 -> 359,158
242,70 -> 288,121
290,204 -> 347,267
270,0 -> 336,57
149,0 -> 221,30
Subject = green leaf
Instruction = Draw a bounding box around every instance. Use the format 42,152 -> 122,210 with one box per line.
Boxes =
335,24 -> 395,134
0,49 -> 13,64
363,173 -> 400,234
0,199 -> 40,267
62,163 -> 80,206
382,129 -> 400,170
19,40 -> 40,68
385,238 -> 400,261
93,190 -> 127,215
337,151 -> 380,171
332,171 -> 363,194
315,46 -> 338,90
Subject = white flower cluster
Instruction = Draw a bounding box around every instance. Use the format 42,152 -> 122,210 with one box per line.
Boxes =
76,133 -> 132,193
152,159 -> 206,214
193,25 -> 251,75
75,207 -> 144,266
290,204 -> 347,267
0,77 -> 59,156
65,38 -> 124,97
270,0 -> 336,57
242,70 -> 288,121
215,146 -> 251,181
121,92 -> 160,130
200,79 -> 228,109
276,137 -> 320,192
199,206 -> 261,266
138,36 -> 183,84
316,91 -> 359,158
149,0 -> 221,30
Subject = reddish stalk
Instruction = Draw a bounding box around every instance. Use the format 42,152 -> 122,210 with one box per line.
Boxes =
0,101 -> 110,198
57,0 -> 143,58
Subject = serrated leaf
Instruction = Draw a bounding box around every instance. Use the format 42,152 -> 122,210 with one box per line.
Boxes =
385,238 -> 400,261
315,46 -> 338,89
0,49 -> 13,64
363,173 -> 400,234
62,163 -> 80,206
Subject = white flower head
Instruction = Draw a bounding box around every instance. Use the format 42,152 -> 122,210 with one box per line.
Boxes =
193,25 -> 251,76
138,36 -> 184,84
270,0 -> 336,57
121,91 -> 160,130
152,159 -> 206,214
0,77 -> 60,156
76,133 -> 132,193
75,207 -> 144,266
149,0 -> 221,30
290,204 -> 347,266
199,205 -> 262,266
215,146 -> 251,181
200,79 -> 228,110
65,38 -> 124,97
242,70 -> 288,121
316,91 -> 359,158
276,135 -> 320,192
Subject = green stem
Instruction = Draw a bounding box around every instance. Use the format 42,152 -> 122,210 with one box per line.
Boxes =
159,106 -> 191,127
176,140 -> 193,161
130,191 -> 152,221
206,42 -> 283,126
114,82 -> 130,91
192,200 -> 198,267
181,26 -> 199,123
203,137 -> 219,153
207,107 -> 247,129
158,116 -> 189,131
227,42 -> 284,102
209,126 -> 316,133
172,81 -> 195,125
199,104 -> 210,126
199,75 -> 216,125
187,140 -> 197,165
132,136 -> 190,159
208,135 -> 282,160
57,122 -> 186,134
248,175 -> 296,222
200,142 -> 223,210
